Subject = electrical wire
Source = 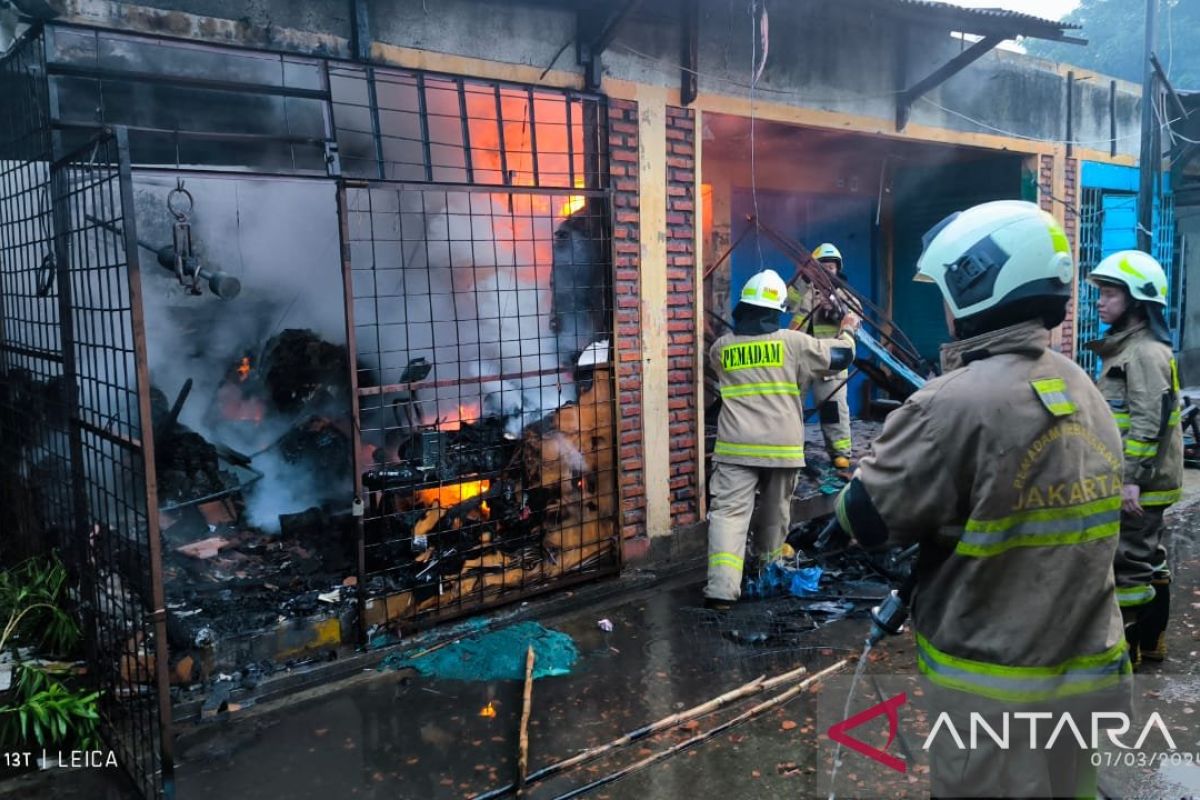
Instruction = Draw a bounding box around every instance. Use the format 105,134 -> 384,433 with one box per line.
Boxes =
1166,0 -> 1175,79
750,0 -> 764,271
919,96 -> 1145,147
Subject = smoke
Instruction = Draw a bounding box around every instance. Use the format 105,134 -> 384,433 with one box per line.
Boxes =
241,451 -> 325,533
3,167 -> 601,535
135,175 -> 346,435
352,188 -> 601,442
134,175 -> 351,525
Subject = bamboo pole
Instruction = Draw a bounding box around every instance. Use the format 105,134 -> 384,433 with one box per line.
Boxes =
548,658 -> 852,800
516,645 -> 535,797
472,658 -> 843,800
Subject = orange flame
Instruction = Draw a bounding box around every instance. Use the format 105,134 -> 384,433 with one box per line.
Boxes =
436,404 -> 480,432
479,701 -> 496,718
415,479 -> 490,509
559,178 -> 587,218
237,357 -> 252,382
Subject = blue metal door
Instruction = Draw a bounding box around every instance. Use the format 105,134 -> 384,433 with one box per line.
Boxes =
1076,162 -> 1179,375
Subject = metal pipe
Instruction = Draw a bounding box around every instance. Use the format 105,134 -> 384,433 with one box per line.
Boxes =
1137,0 -> 1160,252
85,213 -> 241,299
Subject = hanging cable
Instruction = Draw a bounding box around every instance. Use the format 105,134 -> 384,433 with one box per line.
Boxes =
749,0 -> 765,271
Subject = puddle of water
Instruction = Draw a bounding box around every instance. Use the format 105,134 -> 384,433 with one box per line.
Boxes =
1158,758 -> 1200,790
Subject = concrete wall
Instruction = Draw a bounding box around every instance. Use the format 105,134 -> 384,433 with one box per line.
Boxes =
38,0 -> 1144,161
1178,208 -> 1200,387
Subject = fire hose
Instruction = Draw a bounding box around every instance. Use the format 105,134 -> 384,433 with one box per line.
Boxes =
813,515 -> 918,647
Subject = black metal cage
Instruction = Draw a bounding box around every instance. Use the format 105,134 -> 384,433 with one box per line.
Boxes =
1,26 -> 172,800
333,65 -> 621,631
2,24 -> 620,800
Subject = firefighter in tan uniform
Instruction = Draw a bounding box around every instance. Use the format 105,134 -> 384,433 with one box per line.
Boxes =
786,243 -> 854,477
1086,250 -> 1184,667
705,269 -> 859,610
833,202 -> 1130,797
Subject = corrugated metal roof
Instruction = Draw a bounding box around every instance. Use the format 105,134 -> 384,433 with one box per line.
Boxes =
868,0 -> 1082,38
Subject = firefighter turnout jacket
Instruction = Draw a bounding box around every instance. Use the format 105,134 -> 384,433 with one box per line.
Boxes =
709,328 -> 856,467
836,320 -> 1131,702
1087,321 -> 1184,610
1087,321 -> 1184,507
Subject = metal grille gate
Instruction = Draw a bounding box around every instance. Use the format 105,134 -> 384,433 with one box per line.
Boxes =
1075,186 -> 1180,376
53,127 -> 173,800
1076,187 -> 1104,376
332,67 -> 621,632
0,27 -> 171,799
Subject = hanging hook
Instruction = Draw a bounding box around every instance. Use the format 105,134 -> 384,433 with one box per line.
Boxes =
167,178 -> 194,222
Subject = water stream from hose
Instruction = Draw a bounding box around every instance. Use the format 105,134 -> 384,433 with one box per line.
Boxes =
827,640 -> 872,800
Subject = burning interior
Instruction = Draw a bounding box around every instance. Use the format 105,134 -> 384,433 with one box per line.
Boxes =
0,25 -> 617,753
698,112 -> 1029,451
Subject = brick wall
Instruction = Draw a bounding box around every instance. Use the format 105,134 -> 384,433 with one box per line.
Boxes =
1038,154 -> 1079,358
665,106 -> 699,528
608,99 -> 646,544
1038,155 -> 1054,215
1060,158 -> 1079,358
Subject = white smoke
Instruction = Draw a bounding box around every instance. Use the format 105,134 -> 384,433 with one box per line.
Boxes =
350,188 -> 590,445
3,168 -> 595,535
133,175 -> 350,528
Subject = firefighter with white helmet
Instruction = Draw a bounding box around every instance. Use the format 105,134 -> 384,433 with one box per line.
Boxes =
786,243 -> 855,478
705,268 -> 859,609
833,201 -> 1129,796
1085,250 -> 1183,667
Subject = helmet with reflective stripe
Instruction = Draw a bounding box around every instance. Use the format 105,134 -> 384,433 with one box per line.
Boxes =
1087,250 -> 1168,307
916,200 -> 1074,321
739,269 -> 788,311
812,242 -> 843,269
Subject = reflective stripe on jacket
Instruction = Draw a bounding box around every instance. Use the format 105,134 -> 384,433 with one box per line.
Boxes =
1086,322 -> 1184,507
709,329 -> 853,468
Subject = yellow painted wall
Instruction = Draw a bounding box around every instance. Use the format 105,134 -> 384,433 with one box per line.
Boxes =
636,86 -> 672,538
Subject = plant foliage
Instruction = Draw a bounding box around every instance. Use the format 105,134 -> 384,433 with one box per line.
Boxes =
0,556 -> 99,750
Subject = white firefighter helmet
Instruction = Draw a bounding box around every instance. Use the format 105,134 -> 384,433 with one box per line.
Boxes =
739,269 -> 788,311
915,200 -> 1074,320
812,242 -> 843,267
1087,250 -> 1168,306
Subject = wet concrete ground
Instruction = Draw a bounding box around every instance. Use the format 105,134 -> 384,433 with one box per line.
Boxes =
5,473 -> 1200,800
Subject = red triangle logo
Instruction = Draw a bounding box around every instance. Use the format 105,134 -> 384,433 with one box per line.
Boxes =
826,692 -> 907,773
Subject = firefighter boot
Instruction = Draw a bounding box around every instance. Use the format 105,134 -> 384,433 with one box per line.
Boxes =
1139,574 -> 1171,662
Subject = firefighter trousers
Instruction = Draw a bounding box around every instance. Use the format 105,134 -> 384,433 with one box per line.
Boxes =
1114,507 -> 1166,609
705,462 -> 798,602
811,373 -> 851,459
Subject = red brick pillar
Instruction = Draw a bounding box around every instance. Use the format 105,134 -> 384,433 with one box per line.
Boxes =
1060,157 -> 1079,358
1038,155 -> 1055,216
665,106 -> 699,529
608,99 -> 647,546
1038,154 -> 1078,358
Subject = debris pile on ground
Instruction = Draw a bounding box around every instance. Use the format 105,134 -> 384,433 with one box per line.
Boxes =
682,534 -> 914,664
